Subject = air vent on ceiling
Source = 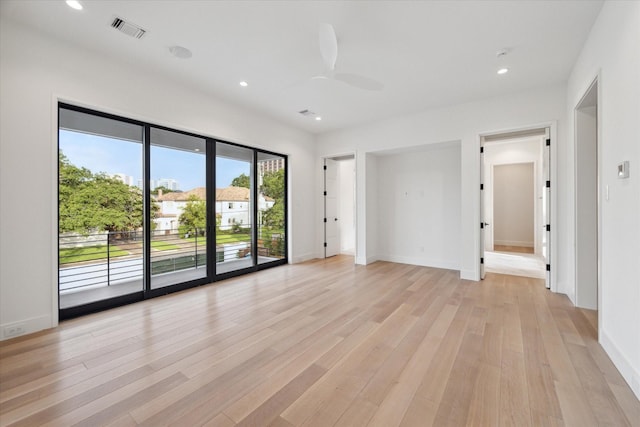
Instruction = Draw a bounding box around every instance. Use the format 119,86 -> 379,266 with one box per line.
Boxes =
298,109 -> 317,117
111,17 -> 146,39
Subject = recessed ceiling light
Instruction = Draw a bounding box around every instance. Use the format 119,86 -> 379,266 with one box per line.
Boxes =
168,46 -> 192,59
239,81 -> 248,87
194,148 -> 200,152
66,0 -> 83,10
497,68 -> 509,75
315,116 -> 322,121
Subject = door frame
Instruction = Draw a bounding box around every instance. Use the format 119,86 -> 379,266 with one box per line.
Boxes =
574,76 -> 601,322
322,153 -> 357,261
479,122 -> 558,291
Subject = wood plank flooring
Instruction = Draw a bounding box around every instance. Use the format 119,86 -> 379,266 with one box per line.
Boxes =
1,256 -> 638,426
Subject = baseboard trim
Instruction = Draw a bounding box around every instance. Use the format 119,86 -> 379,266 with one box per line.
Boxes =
291,253 -> 316,264
378,255 -> 459,271
601,329 -> 640,400
494,240 -> 534,248
460,269 -> 479,281
1,315 -> 52,341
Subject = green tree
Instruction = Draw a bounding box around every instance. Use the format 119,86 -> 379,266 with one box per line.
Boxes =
231,173 -> 250,189
262,201 -> 284,228
59,151 -> 158,235
260,169 -> 284,199
178,195 -> 206,237
260,169 -> 285,230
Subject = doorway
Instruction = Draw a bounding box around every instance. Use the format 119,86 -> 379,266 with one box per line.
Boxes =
575,78 -> 599,310
324,155 -> 356,258
480,130 -> 550,283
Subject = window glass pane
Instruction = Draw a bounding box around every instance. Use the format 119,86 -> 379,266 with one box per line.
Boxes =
257,153 -> 286,263
216,142 -> 254,274
58,108 -> 144,309
150,128 -> 207,289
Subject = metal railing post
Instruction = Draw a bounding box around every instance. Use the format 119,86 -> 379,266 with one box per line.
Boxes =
195,228 -> 198,267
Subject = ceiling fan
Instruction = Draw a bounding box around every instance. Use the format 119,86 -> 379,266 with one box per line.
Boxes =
312,23 -> 384,91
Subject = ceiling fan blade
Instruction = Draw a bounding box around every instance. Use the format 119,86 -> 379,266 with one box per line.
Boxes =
334,73 -> 384,91
318,23 -> 337,71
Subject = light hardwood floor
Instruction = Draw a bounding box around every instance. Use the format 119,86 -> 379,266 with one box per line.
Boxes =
1,256 -> 638,426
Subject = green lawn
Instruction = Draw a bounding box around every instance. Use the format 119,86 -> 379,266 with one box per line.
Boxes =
151,240 -> 181,251
216,232 -> 250,245
59,245 -> 128,264
184,235 -> 208,246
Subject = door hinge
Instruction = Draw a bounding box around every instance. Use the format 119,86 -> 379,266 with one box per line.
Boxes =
480,146 -> 484,153
480,222 -> 484,229
324,242 -> 327,248
324,218 -> 327,223
546,224 -> 550,232
480,183 -> 484,190
480,257 -> 484,264
546,180 -> 551,188
546,264 -> 551,271
323,165 -> 327,170
323,191 -> 327,196
546,138 -> 551,146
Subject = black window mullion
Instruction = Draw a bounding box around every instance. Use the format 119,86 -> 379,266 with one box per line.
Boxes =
207,138 -> 216,280
252,150 -> 259,268
283,155 -> 289,263
143,125 -> 151,294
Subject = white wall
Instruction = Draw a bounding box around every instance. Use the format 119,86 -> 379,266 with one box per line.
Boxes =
483,137 -> 543,253
337,159 -> 355,255
566,1 -> 640,398
364,153 -> 379,264
317,86 -> 565,281
376,143 -> 461,270
0,19 -> 317,339
493,163 -> 534,248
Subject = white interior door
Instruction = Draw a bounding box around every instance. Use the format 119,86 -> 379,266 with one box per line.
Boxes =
542,128 -> 551,289
324,158 -> 339,257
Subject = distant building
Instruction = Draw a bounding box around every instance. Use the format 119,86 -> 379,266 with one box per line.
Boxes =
154,186 -> 274,232
112,173 -> 134,186
259,159 -> 284,174
156,178 -> 179,191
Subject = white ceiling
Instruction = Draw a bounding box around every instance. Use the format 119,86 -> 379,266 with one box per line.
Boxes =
0,0 -> 603,134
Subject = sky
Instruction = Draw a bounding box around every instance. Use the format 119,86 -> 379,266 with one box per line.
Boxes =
60,130 -> 249,190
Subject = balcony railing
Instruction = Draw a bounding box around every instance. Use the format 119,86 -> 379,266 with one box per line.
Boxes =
59,227 -> 284,292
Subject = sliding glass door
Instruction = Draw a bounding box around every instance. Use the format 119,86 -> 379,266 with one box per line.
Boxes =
150,128 -> 208,289
215,142 -> 255,276
58,104 -> 287,319
58,107 -> 145,312
257,152 -> 287,264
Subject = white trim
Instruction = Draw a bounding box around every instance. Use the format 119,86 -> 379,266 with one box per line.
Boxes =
379,255 -> 459,271
1,315 -> 52,341
601,330 -> 640,400
362,256 -> 378,265
291,253 -> 316,264
460,269 -> 477,281
494,240 -> 534,248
